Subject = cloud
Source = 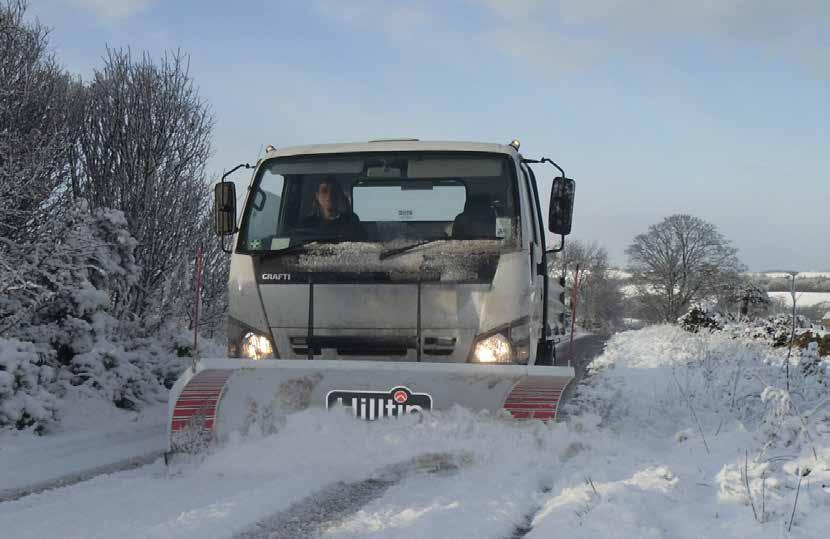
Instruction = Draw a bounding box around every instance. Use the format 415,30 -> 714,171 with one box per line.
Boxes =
468,0 -> 546,20
484,27 -> 607,72
475,1 -> 830,76
310,0 -> 830,77
68,0 -> 157,21
476,0 -> 830,37
311,0 -> 433,38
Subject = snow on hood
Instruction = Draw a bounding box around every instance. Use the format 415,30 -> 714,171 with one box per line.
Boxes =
292,240 -> 514,281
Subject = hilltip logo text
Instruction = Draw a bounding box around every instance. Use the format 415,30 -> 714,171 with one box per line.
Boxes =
326,386 -> 433,420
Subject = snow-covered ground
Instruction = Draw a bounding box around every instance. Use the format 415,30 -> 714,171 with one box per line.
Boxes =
0,390 -> 166,498
752,272 -> 830,280
768,291 -> 830,308
1,327 -> 828,538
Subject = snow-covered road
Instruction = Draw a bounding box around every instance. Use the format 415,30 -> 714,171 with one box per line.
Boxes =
2,327 -> 828,538
0,396 -> 167,501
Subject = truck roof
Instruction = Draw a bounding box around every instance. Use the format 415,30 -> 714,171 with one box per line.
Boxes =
264,140 -> 518,158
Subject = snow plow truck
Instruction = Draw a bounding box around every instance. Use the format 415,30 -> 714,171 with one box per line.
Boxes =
167,139 -> 576,454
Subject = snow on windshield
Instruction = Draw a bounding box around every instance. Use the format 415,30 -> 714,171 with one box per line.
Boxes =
295,240 -> 512,280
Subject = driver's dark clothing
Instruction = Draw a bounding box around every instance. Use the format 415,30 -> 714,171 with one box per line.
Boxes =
301,212 -> 368,240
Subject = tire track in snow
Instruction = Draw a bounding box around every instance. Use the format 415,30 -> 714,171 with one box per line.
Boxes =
233,453 -> 465,539
556,334 -> 609,421
507,336 -> 607,537
507,486 -> 551,539
0,450 -> 164,503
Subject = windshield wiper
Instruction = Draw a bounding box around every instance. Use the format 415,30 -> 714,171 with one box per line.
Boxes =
379,239 -> 445,260
255,238 -> 341,257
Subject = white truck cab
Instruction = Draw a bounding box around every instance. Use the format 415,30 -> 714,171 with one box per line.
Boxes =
215,139 -> 575,368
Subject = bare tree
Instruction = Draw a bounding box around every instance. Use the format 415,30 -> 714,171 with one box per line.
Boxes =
76,48 -> 214,325
0,0 -> 77,242
549,240 -> 625,333
143,212 -> 229,339
626,214 -> 744,323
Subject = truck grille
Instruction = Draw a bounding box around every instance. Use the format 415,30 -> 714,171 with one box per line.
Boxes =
290,336 -> 415,357
422,337 -> 456,356
289,336 -> 457,357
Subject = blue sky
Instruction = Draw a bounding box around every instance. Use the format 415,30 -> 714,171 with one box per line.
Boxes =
29,0 -> 830,270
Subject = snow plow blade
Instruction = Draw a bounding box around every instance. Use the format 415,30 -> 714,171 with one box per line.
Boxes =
167,358 -> 574,453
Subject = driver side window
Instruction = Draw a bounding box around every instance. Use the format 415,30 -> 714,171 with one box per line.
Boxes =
242,172 -> 284,249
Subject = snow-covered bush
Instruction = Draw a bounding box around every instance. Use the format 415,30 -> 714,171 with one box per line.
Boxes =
574,326 -> 828,446
0,338 -> 59,433
680,303 -> 828,359
0,200 -> 139,335
726,313 -> 816,348
0,200 -> 188,429
679,304 -> 725,333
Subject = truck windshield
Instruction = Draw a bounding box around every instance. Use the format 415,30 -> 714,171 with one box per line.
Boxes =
237,152 -> 520,252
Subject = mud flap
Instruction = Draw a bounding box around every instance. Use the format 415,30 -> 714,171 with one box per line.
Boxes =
167,358 -> 574,453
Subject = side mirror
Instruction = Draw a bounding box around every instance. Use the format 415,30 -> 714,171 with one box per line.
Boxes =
214,182 -> 237,236
548,177 -> 575,235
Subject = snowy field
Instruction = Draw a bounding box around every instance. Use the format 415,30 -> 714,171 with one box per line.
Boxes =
1,326 -> 828,538
619,286 -> 830,312
752,272 -> 830,280
768,291 -> 830,309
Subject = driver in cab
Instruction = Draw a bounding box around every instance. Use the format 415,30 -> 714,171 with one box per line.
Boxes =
302,178 -> 367,240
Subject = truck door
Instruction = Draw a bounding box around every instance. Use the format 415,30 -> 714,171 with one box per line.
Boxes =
520,162 -> 545,348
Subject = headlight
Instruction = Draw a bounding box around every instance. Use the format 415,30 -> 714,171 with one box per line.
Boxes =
241,332 -> 274,360
472,333 -> 512,363
470,319 -> 531,364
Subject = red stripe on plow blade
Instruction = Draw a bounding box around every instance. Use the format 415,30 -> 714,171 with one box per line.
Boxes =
173,411 -> 216,418
170,369 -> 232,433
503,403 -> 556,410
502,378 -> 570,421
505,394 -> 563,403
171,419 -> 214,431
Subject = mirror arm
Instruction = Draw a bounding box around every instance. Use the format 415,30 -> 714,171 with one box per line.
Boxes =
221,162 -> 253,183
522,157 -> 565,177
540,158 -> 565,177
547,235 -> 565,254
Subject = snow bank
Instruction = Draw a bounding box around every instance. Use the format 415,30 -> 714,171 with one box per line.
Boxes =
0,338 -> 58,432
0,396 -> 166,495
2,326 -> 827,538
0,200 -> 193,432
529,326 -> 830,538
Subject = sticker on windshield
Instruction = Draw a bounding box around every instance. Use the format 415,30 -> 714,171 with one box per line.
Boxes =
270,238 -> 290,250
495,218 -> 512,239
